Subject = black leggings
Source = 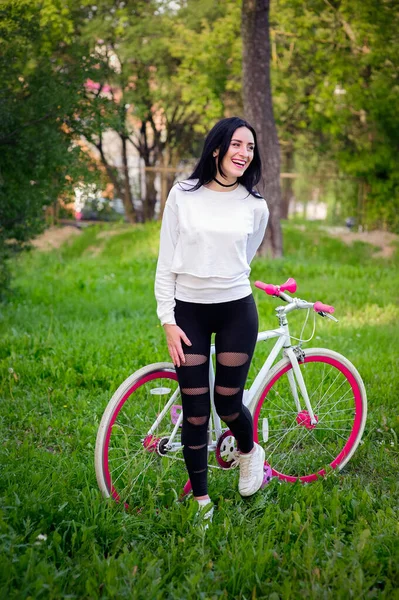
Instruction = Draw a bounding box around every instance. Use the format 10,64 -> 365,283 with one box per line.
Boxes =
174,293 -> 259,497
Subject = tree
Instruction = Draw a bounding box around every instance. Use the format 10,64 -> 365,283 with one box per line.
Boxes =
83,0 -> 398,230
166,0 -> 243,129
0,0 -> 99,294
242,0 -> 283,257
269,0 -> 399,231
72,0 -> 231,223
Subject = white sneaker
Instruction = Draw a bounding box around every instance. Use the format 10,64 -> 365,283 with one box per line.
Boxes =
237,443 -> 265,497
196,498 -> 214,530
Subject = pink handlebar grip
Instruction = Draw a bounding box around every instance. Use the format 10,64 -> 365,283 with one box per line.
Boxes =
281,278 -> 297,293
254,281 -> 279,295
314,301 -> 335,314
265,284 -> 279,296
255,278 -> 297,296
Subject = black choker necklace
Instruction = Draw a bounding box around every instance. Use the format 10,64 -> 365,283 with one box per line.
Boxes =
213,177 -> 238,188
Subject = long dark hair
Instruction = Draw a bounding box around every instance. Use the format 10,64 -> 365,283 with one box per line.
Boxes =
179,117 -> 262,197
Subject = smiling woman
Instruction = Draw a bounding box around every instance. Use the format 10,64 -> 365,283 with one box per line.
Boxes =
210,127 -> 256,186
179,116 -> 262,195
154,117 -> 269,523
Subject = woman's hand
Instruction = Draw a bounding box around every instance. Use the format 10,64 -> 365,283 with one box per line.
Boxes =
163,324 -> 192,367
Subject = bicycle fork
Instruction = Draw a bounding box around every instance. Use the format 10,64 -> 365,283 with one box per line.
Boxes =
285,347 -> 318,427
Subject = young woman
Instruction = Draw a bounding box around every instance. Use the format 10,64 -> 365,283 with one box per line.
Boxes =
154,117 -> 269,524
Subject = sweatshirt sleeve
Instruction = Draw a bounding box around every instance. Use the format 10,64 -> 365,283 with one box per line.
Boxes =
246,201 -> 269,264
154,190 -> 179,326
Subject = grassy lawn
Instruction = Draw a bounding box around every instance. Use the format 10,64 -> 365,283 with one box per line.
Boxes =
0,221 -> 398,599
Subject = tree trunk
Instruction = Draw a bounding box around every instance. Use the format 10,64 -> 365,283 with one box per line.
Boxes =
96,141 -> 124,205
159,148 -> 172,219
121,134 -> 136,223
281,147 -> 294,220
143,166 -> 157,221
137,120 -> 158,222
165,147 -> 179,203
241,0 -> 283,257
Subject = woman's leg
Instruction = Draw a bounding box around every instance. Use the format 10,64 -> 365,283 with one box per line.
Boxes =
213,295 -> 259,453
174,300 -> 213,498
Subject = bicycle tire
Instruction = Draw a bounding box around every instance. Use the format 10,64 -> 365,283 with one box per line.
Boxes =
252,348 -> 367,482
95,362 -> 184,505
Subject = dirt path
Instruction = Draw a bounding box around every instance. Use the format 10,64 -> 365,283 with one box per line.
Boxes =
31,225 -> 82,250
32,223 -> 398,258
322,227 -> 398,258
31,223 -> 133,252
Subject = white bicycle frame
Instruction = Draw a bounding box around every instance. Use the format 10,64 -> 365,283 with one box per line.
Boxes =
148,295 -> 327,454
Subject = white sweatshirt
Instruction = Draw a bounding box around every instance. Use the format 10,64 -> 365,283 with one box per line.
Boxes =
154,179 -> 269,325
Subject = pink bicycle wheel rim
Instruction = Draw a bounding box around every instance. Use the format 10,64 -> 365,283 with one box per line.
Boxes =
253,355 -> 364,483
103,370 -> 178,502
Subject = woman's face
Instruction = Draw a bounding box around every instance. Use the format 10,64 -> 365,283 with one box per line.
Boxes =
215,126 -> 255,179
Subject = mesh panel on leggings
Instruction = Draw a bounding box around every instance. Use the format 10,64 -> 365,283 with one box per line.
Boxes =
185,376 -> 209,454
214,351 -> 253,452
181,387 -> 209,396
181,353 -> 207,367
217,352 -> 249,367
187,416 -> 208,426
215,385 -> 240,396
220,412 -> 240,422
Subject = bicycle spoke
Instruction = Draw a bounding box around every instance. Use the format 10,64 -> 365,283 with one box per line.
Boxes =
266,400 -> 297,417
119,454 -> 158,500
317,390 -> 353,414
307,431 -> 337,460
111,452 -> 147,486
311,427 -> 351,432
266,415 -> 302,458
308,364 -> 331,402
95,371 -> 189,504
273,427 -> 314,472
268,387 -> 298,413
313,374 -> 347,413
318,410 -> 355,417
253,353 -> 365,480
317,390 -> 354,424
312,426 -> 351,441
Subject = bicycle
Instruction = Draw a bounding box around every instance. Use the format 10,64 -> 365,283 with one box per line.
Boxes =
95,278 -> 367,506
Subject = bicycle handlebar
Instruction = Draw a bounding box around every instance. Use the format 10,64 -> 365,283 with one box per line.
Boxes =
313,301 -> 335,314
255,278 -> 297,296
254,279 -> 335,315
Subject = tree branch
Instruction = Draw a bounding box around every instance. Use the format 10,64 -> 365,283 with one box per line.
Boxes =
0,113 -> 55,145
323,0 -> 370,53
94,134 -> 123,199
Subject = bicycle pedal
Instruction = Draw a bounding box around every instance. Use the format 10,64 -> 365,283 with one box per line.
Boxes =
261,464 -> 273,488
171,404 -> 183,426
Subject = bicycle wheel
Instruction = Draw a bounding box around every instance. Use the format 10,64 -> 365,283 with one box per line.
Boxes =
95,362 -> 185,506
253,348 -> 367,482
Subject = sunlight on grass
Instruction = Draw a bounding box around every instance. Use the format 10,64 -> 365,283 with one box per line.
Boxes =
340,303 -> 397,326
0,221 -> 398,598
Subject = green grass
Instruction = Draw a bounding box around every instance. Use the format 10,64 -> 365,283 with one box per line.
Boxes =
0,221 -> 398,599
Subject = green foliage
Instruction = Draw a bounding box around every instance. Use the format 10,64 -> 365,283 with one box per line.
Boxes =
269,0 -> 399,231
0,0 -> 100,294
164,0 -> 399,230
0,222 -> 398,597
166,0 -> 242,134
74,0 -> 215,162
1,0 -> 398,298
